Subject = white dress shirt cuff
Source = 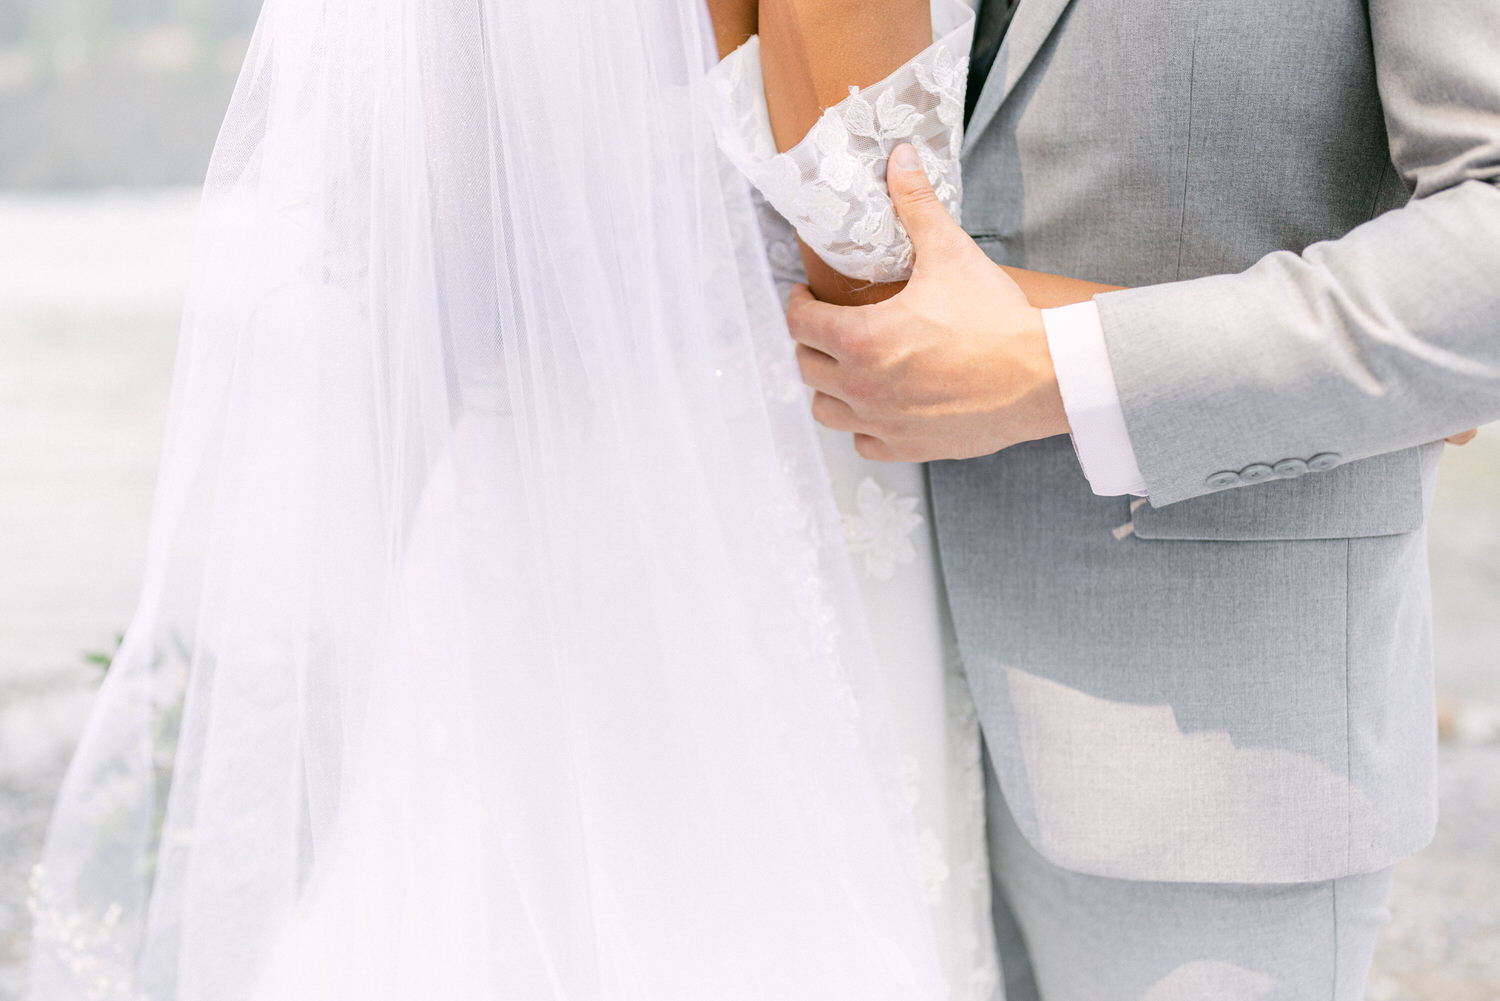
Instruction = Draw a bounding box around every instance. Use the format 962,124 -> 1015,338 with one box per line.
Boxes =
1042,300 -> 1150,497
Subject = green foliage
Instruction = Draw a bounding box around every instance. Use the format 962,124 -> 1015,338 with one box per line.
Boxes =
82,632 -> 124,673
82,629 -> 192,677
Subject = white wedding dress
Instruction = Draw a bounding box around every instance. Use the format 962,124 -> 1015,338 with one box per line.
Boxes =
813,333 -> 1002,1001
756,208 -> 1002,1001
25,1 -> 1001,998
712,2 -> 999,995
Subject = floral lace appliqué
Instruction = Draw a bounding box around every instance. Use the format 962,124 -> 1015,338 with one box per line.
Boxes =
842,476 -> 925,581
707,0 -> 975,284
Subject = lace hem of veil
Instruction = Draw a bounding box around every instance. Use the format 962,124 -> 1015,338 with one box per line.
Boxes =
707,0 -> 976,283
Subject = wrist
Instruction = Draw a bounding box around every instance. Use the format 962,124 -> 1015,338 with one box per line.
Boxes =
1023,305 -> 1071,439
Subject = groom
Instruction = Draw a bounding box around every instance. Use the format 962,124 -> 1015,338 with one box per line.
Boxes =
787,0 -> 1500,998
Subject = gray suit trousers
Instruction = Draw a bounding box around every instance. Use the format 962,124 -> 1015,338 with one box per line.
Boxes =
984,763 -> 1396,1001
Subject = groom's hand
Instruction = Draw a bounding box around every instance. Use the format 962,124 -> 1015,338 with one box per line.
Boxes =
786,143 -> 1069,462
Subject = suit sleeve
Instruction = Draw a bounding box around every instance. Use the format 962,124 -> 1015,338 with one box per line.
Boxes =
1092,0 -> 1500,507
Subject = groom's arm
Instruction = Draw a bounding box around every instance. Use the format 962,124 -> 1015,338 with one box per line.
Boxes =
784,0 -> 1498,492
1089,0 -> 1500,506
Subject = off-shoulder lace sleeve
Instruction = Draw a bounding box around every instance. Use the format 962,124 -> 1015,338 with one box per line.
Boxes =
707,0 -> 976,283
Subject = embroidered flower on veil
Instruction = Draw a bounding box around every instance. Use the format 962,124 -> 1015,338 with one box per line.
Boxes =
842,476 -> 926,581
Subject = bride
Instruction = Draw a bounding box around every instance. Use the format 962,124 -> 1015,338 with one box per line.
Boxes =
25,0 -> 1084,996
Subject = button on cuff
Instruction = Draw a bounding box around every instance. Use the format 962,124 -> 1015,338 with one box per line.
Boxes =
1273,458 -> 1309,478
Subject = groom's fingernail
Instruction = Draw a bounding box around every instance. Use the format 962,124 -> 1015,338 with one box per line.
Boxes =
891,144 -> 921,171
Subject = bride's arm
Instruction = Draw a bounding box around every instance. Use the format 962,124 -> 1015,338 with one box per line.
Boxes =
706,0 -> 757,60
757,0 -> 928,305
999,267 -> 1124,308
732,0 -> 1123,308
759,0 -> 930,154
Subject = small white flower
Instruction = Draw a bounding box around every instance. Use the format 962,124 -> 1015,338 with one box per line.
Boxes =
936,87 -> 965,129
874,89 -> 923,141
912,46 -> 963,95
848,202 -> 897,249
842,476 -> 925,581
811,113 -> 844,155
760,155 -> 803,203
809,124 -> 862,192
840,88 -> 877,139
788,183 -> 849,237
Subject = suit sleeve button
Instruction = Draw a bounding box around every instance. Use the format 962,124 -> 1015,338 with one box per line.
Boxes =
1207,471 -> 1242,489
1308,452 -> 1342,471
1273,458 -> 1309,478
1239,463 -> 1275,483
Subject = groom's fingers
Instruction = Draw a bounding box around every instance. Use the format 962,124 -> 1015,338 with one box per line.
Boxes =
786,283 -> 858,359
852,433 -> 900,462
810,392 -> 863,433
795,344 -> 842,396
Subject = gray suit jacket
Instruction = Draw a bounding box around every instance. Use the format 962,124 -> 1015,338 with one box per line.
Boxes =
939,0 -> 1500,883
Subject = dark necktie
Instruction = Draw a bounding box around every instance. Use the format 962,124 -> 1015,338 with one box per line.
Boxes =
965,0 -> 1019,127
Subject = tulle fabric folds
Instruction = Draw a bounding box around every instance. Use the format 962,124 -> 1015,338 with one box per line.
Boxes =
25,0 -> 954,998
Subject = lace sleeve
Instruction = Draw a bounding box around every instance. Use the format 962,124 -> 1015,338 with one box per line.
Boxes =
707,0 -> 976,284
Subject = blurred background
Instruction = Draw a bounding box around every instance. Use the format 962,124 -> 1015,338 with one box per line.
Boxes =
0,0 -> 260,188
0,1 -> 1496,997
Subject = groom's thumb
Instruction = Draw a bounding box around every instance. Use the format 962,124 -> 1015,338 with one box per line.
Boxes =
887,143 -> 963,268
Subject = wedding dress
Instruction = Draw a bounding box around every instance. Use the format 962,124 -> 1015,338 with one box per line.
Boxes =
25,0 -> 997,997
709,2 -> 997,992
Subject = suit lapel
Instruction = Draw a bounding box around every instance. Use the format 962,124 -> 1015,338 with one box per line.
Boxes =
962,0 -> 1076,156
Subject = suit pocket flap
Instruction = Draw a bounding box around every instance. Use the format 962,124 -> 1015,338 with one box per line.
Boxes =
1131,448 -> 1426,541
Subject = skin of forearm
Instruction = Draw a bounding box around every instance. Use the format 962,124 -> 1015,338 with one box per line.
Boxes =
793,264 -> 1123,309
759,0 -> 930,152
1000,268 -> 1124,308
706,0 -> 757,60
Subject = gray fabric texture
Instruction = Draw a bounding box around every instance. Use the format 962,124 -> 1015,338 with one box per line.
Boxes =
985,763 -> 1397,1001
938,0 -> 1496,882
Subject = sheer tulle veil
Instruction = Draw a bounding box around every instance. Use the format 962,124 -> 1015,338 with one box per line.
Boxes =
26,0 -> 955,997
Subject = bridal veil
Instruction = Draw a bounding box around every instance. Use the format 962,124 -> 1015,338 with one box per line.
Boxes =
26,0 -> 957,997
